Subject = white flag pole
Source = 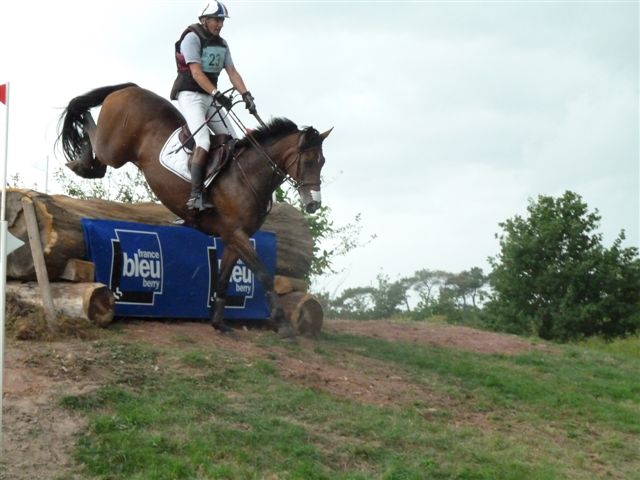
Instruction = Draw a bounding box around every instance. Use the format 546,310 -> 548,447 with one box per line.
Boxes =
0,81 -> 11,453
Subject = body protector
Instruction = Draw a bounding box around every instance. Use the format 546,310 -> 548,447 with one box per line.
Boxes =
170,23 -> 228,100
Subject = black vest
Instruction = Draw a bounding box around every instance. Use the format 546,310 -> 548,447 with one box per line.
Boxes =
170,24 -> 228,100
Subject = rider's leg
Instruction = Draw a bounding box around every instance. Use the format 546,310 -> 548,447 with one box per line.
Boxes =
178,91 -> 215,211
186,146 -> 214,211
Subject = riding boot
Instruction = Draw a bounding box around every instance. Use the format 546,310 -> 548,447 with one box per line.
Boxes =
186,147 -> 215,211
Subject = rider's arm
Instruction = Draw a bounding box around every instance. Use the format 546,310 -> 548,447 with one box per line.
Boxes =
225,64 -> 249,95
187,63 -> 219,95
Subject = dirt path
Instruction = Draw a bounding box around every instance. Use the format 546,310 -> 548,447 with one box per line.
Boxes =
0,319 -> 543,479
325,319 -> 543,355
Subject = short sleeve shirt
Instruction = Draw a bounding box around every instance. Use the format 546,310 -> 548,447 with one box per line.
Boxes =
180,31 -> 234,74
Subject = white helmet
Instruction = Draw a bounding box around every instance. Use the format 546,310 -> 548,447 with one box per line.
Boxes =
199,1 -> 230,19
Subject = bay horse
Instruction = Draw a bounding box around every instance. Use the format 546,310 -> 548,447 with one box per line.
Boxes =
57,83 -> 331,338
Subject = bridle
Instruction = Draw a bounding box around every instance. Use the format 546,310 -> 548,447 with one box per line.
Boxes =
223,98 -> 322,192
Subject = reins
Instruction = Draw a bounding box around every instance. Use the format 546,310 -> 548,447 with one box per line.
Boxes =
223,95 -> 300,190
228,107 -> 302,214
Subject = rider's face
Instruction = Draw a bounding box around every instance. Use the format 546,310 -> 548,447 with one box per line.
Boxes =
204,17 -> 224,36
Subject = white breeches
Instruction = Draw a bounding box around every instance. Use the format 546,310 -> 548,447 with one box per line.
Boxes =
177,90 -> 237,151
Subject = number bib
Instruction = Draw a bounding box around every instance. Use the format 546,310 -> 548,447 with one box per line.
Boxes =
201,45 -> 227,74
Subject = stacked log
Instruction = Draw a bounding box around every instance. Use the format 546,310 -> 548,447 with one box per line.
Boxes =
5,188 -> 323,334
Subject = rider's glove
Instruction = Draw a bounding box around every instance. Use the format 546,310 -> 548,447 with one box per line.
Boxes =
213,90 -> 233,111
242,91 -> 257,115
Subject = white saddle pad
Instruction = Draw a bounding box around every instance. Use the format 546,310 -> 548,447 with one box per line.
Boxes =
159,128 -> 214,188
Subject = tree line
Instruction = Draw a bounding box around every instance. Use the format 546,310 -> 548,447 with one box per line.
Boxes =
317,267 -> 488,322
318,191 -> 640,343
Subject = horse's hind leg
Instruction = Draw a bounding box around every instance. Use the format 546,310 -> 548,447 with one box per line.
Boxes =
65,114 -> 107,179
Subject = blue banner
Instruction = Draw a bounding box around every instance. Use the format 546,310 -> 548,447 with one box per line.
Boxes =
81,219 -> 276,320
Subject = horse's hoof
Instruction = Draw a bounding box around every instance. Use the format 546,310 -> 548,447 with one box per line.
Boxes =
211,321 -> 238,339
277,324 -> 297,342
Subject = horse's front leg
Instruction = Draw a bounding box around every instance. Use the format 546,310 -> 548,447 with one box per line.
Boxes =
227,230 -> 296,340
210,247 -> 239,335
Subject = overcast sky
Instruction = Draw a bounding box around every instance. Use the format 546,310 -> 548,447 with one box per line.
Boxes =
1,1 -> 638,295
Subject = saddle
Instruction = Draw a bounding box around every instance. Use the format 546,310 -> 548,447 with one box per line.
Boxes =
180,125 -> 236,178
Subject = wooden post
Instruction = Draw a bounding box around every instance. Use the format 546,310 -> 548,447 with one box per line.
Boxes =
20,197 -> 56,330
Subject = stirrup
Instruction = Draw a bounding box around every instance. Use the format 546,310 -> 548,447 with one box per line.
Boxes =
186,193 -> 214,212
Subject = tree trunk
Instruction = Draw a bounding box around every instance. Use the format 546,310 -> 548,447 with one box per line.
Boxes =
279,291 -> 323,336
6,281 -> 115,327
6,189 -> 314,281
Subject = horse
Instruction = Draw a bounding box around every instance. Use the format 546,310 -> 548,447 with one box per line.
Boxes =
57,82 -> 331,338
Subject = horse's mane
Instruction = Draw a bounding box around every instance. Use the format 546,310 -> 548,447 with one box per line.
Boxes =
236,117 -> 298,150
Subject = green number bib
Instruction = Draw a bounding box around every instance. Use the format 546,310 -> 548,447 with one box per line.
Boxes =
201,46 -> 226,74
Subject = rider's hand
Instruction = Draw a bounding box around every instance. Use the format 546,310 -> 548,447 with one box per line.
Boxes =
242,91 -> 257,115
213,91 -> 233,111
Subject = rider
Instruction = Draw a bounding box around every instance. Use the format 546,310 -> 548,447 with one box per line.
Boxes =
170,1 -> 257,211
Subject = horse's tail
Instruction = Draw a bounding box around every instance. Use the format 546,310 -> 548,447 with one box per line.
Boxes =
57,82 -> 138,164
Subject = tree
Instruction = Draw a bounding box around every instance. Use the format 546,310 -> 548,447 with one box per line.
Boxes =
325,274 -> 408,320
330,286 -> 377,319
486,191 -> 640,341
371,273 -> 407,318
409,269 -> 451,317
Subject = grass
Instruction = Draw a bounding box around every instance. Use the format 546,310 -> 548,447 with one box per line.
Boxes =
578,333 -> 640,360
59,330 -> 640,479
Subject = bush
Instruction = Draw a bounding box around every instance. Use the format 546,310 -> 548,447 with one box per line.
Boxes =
485,191 -> 640,341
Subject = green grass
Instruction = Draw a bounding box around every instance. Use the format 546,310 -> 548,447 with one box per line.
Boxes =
59,331 -> 640,480
324,333 -> 640,433
578,333 -> 640,359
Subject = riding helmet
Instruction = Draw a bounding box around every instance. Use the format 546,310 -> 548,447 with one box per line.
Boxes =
199,1 -> 230,19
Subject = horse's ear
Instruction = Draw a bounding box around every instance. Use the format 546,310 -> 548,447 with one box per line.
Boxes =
319,127 -> 334,141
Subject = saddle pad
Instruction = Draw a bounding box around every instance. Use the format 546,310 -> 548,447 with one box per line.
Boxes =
159,128 -> 215,188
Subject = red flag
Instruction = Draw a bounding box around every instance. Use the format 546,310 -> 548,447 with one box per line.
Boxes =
0,84 -> 5,105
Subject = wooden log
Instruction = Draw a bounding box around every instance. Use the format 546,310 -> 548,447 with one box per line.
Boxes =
274,275 -> 309,295
6,189 -> 176,281
279,291 -> 323,336
6,281 -> 115,327
6,189 -> 314,281
60,259 -> 96,283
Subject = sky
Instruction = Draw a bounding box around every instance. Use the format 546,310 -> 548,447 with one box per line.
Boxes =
0,1 -> 638,296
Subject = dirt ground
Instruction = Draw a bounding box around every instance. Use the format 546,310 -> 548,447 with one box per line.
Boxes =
0,318 -> 543,480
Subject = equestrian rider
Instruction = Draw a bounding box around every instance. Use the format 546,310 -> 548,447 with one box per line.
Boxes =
170,1 -> 257,211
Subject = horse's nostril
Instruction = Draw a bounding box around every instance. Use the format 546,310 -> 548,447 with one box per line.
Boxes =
306,201 -> 321,213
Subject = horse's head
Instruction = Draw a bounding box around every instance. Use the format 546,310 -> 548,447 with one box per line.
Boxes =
292,126 -> 333,213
